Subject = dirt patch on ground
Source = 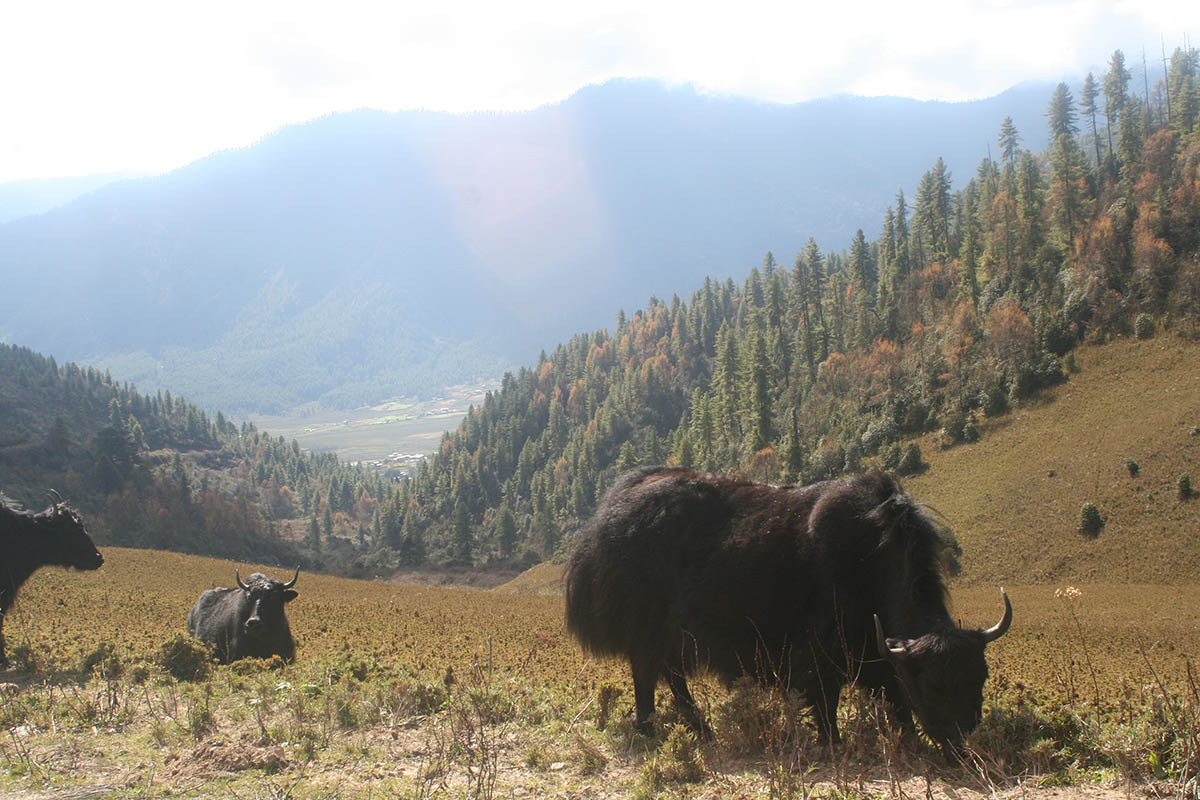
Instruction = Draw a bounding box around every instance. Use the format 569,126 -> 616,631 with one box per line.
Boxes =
388,566 -> 520,589
165,737 -> 290,778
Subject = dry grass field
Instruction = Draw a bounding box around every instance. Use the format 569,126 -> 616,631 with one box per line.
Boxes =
2,335 -> 1200,798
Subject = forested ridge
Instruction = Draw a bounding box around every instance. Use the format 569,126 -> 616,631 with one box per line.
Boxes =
0,344 -> 389,573
2,48 -> 1198,579
371,48 -> 1200,570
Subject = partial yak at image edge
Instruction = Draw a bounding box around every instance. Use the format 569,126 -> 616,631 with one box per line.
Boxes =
565,466 -> 1012,751
0,490 -> 104,670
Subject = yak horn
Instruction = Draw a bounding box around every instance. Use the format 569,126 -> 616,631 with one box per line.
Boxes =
980,588 -> 1013,643
874,614 -> 908,661
236,569 -> 249,591
282,566 -> 299,589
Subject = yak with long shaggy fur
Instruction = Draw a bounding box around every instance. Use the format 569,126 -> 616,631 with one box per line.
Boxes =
565,467 -> 1011,749
0,491 -> 104,669
187,568 -> 299,664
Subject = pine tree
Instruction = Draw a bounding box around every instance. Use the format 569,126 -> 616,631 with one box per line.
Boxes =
849,229 -> 876,348
1167,46 -> 1199,134
741,323 -> 772,453
1046,82 -> 1080,140
957,182 -> 982,306
1104,50 -> 1132,169
308,514 -> 322,552
914,158 -> 953,264
1048,131 -> 1089,248
804,238 -> 829,362
791,251 -> 816,381
711,322 -> 741,446
495,502 -> 518,559
1080,72 -> 1103,167
452,500 -> 473,564
998,116 -> 1022,165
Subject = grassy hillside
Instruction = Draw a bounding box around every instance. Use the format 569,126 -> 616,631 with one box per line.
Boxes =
5,543 -> 1200,797
909,336 -> 1200,586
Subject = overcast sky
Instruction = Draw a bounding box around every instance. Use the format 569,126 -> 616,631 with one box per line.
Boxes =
0,0 -> 1194,183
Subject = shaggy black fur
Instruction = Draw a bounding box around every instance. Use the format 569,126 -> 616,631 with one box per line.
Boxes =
565,467 -> 1010,748
187,568 -> 298,664
0,494 -> 104,669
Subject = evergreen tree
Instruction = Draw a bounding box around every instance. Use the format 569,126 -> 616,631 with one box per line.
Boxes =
849,229 -> 876,348
803,238 -> 829,361
711,322 -> 741,446
452,500 -> 473,564
1046,82 -> 1080,140
1104,50 -> 1132,168
957,182 -> 982,306
1080,72 -> 1103,167
308,514 -> 322,552
1048,131 -> 1089,248
488,507 -> 516,567
1167,46 -> 1199,134
741,323 -> 772,453
998,116 -> 1022,164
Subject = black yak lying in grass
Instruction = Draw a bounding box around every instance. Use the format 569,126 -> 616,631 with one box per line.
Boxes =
187,568 -> 299,664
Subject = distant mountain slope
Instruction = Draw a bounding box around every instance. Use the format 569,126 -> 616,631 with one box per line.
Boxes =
0,79 -> 1052,415
0,171 -> 138,224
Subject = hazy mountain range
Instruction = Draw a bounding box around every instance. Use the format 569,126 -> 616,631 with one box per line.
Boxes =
0,78 -> 1051,416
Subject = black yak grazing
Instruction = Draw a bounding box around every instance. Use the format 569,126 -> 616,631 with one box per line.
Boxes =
0,491 -> 104,669
565,467 -> 1011,749
187,568 -> 299,664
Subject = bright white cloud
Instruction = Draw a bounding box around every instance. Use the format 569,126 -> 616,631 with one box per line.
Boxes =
0,0 -> 1194,181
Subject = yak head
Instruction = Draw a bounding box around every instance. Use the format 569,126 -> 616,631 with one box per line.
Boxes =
235,568 -> 299,637
37,490 -> 103,572
874,588 -> 1012,750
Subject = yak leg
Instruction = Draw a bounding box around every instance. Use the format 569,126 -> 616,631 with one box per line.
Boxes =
806,670 -> 843,748
664,656 -> 712,739
0,613 -> 7,670
630,653 -> 662,734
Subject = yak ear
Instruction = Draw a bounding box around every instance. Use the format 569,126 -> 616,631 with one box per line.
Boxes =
282,590 -> 298,603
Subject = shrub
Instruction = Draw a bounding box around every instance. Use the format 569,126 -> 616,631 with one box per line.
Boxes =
860,418 -> 897,454
963,413 -> 981,443
1125,458 -> 1139,477
1135,313 -> 1156,340
157,634 -> 212,682
1041,315 -> 1076,356
79,641 -> 123,680
982,382 -> 1010,417
879,442 -> 902,471
1179,474 -> 1193,501
632,725 -> 706,799
596,682 -> 622,732
940,411 -> 967,447
1078,503 -> 1105,538
897,442 -> 924,476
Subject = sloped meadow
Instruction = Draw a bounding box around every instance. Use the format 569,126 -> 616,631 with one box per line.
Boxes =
4,548 -> 1200,798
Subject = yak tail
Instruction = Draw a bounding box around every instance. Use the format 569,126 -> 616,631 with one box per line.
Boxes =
563,530 -> 640,659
